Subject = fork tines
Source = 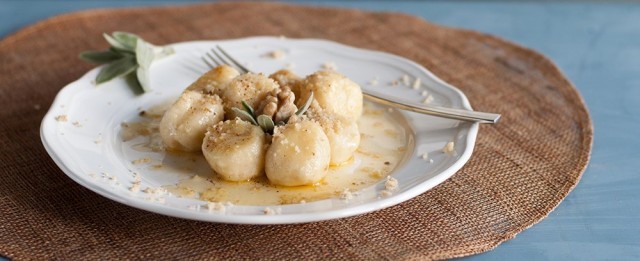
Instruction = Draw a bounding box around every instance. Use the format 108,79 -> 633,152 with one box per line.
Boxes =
202,45 -> 250,73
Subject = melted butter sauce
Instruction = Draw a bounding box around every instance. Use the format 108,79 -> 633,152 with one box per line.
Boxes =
123,102 -> 408,206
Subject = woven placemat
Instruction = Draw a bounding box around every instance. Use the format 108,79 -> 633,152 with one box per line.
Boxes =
0,2 -> 592,260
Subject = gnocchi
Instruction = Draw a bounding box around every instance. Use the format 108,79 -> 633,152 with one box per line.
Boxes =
308,109 -> 360,165
222,73 -> 278,120
265,119 -> 331,186
202,119 -> 267,181
159,90 -> 224,152
297,71 -> 363,121
186,65 -> 240,95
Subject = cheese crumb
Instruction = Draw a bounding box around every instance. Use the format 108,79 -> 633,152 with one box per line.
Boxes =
55,115 -> 68,122
207,202 -> 226,212
129,182 -> 141,193
264,207 -> 276,215
266,50 -> 285,60
384,176 -> 398,191
421,90 -> 429,97
132,157 -> 152,165
368,77 -> 379,86
422,95 -> 434,104
340,189 -> 353,201
322,61 -> 337,71
380,190 -> 392,197
401,74 -> 410,86
421,152 -> 429,160
412,78 -> 421,89
143,187 -> 167,196
443,141 -> 455,153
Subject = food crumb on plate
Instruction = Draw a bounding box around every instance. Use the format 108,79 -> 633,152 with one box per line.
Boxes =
401,74 -> 410,86
379,190 -> 392,197
443,141 -> 455,153
131,157 -> 152,165
263,207 -> 276,215
384,176 -> 398,191
412,78 -> 421,89
55,115 -> 68,122
368,77 -> 379,86
322,61 -> 337,71
265,50 -> 285,60
207,202 -> 226,213
340,188 -> 353,201
422,95 -> 434,104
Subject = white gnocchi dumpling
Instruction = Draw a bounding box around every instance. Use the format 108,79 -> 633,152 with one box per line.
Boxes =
297,70 -> 363,121
309,110 -> 360,165
265,120 -> 331,186
202,119 -> 267,181
186,65 -> 240,95
222,73 -> 279,119
160,90 -> 224,152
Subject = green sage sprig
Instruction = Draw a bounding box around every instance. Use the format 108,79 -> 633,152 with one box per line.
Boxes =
232,92 -> 314,134
80,31 -> 174,93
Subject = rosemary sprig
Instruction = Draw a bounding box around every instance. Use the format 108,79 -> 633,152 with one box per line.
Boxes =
80,31 -> 174,94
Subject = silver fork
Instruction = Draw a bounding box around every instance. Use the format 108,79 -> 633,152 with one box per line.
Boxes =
203,46 -> 501,124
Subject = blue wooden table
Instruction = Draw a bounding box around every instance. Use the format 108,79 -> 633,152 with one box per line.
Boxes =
2,1 -> 639,259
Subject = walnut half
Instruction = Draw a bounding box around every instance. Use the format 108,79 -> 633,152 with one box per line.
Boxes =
256,86 -> 298,124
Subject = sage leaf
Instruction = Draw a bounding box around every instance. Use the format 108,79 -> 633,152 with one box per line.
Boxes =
232,107 -> 258,125
96,56 -> 138,84
257,115 -> 275,133
79,50 -> 123,64
241,100 -> 255,117
296,91 -> 314,116
124,72 -> 144,95
112,31 -> 139,49
103,33 -> 134,51
135,38 -> 155,92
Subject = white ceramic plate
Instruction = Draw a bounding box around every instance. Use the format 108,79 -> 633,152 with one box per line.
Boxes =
41,37 -> 478,224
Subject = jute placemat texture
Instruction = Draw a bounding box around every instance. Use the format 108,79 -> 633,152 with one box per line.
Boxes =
0,2 -> 592,260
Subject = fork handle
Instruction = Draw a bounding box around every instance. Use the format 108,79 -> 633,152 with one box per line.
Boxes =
363,92 -> 501,124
